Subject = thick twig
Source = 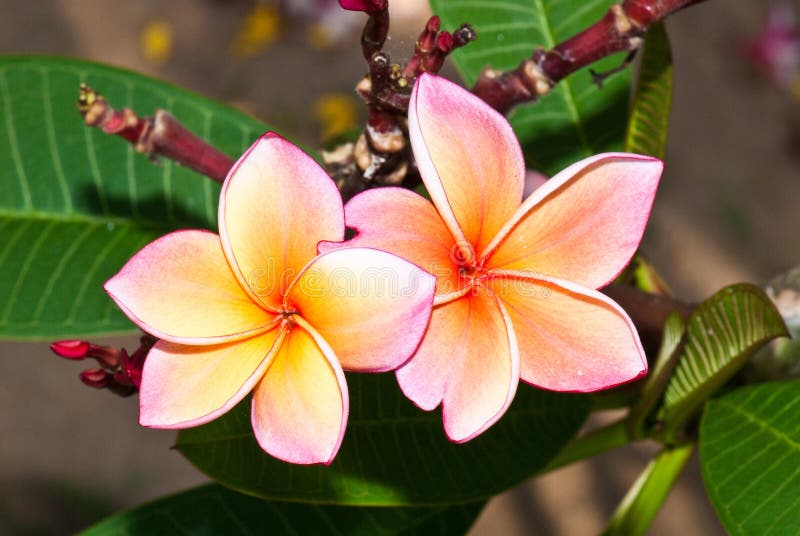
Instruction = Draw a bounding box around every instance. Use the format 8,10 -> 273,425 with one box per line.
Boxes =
78,84 -> 234,182
324,9 -> 475,198
473,0 -> 709,114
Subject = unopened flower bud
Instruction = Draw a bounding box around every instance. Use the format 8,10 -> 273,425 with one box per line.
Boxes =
50,340 -> 90,360
436,31 -> 455,53
338,0 -> 387,14
80,368 -> 111,389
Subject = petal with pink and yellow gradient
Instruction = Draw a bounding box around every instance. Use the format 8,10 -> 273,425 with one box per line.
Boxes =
409,74 -> 525,256
397,287 -> 519,442
105,230 -> 278,345
484,153 -> 662,289
486,271 -> 647,392
139,327 -> 284,429
251,322 -> 348,465
287,247 -> 435,372
219,133 -> 345,310
326,187 -> 461,296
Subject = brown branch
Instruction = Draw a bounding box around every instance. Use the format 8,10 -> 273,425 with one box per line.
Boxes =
473,0 -> 709,114
76,0 -> 708,195
603,283 -> 695,354
325,12 -> 474,199
77,84 -> 234,183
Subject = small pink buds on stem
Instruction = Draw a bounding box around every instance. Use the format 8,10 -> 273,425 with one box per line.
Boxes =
335,6 -> 476,195
50,335 -> 156,397
403,16 -> 476,79
77,84 -> 234,183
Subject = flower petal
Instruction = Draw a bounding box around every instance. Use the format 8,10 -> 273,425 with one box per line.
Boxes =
322,187 -> 462,297
397,287 -> 519,442
486,271 -> 647,392
483,153 -> 662,289
409,73 -> 525,256
105,230 -> 278,345
287,247 -> 435,372
220,132 -> 345,310
251,321 -> 348,465
139,327 -> 285,428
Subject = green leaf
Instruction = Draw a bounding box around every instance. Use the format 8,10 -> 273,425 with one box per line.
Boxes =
81,483 -> 485,535
177,373 -> 590,506
431,0 -> 631,176
658,284 -> 789,443
0,56 -> 268,339
603,443 -> 693,536
624,22 -> 673,159
699,380 -> 800,535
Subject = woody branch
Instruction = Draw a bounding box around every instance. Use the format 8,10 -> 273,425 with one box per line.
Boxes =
473,0 -> 709,114
77,0 -> 708,192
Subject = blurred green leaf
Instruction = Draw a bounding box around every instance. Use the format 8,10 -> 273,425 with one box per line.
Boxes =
700,380 -> 800,535
177,373 -> 590,506
624,22 -> 673,158
659,284 -> 788,443
431,0 -> 631,175
0,56 -> 268,339
82,483 -> 485,535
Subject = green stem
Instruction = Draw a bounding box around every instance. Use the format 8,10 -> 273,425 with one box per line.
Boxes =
543,418 -> 630,473
603,443 -> 694,536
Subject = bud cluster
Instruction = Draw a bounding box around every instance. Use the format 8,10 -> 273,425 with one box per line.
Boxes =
50,335 -> 156,397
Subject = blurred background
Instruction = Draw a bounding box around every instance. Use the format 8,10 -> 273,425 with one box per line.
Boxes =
1,0 -> 798,533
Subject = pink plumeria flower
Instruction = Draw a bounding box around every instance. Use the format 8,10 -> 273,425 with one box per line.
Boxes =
327,74 -> 663,442
104,133 -> 435,464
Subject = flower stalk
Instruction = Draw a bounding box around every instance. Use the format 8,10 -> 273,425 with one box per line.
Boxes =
50,335 -> 155,396
77,83 -> 234,182
473,0 -> 709,114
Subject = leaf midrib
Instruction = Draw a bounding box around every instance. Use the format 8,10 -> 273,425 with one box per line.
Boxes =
0,206 -> 185,232
531,0 -> 591,153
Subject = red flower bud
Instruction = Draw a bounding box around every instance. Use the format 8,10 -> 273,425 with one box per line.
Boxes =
437,31 -> 455,53
50,340 -> 90,360
338,0 -> 387,14
80,368 -> 111,389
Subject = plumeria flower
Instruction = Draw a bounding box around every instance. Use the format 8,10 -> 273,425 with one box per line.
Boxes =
326,73 -> 663,442
104,133 -> 435,464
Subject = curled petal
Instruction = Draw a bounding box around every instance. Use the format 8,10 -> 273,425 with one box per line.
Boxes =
105,230 -> 278,345
323,187 -> 461,296
486,271 -> 647,392
252,321 -> 348,465
220,133 -> 345,310
287,247 -> 435,372
409,73 -> 525,257
483,153 -> 662,289
139,328 -> 285,428
397,288 -> 519,442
